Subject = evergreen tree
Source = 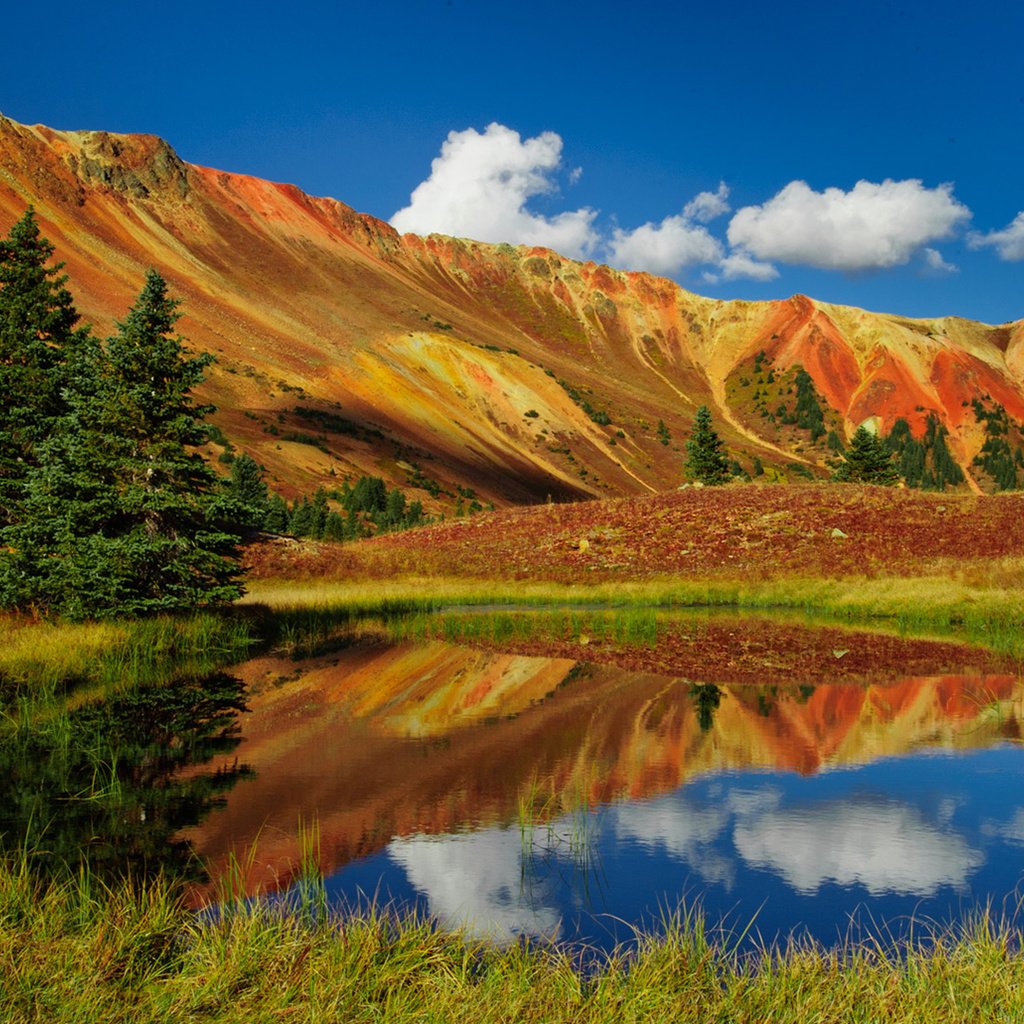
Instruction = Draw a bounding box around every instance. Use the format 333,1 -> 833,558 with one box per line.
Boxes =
222,452 -> 270,532
323,510 -> 347,541
793,368 -> 826,440
2,270 -> 243,617
0,209 -> 89,528
832,426 -> 899,485
383,487 -> 406,529
289,495 -> 314,537
309,487 -> 329,539
263,494 -> 290,534
684,406 -> 730,485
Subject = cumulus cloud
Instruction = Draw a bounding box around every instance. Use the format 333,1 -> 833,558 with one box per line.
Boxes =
390,123 -> 598,258
612,788 -> 782,889
607,215 -> 723,277
719,251 -> 780,281
389,828 -> 561,942
727,179 -> 971,271
969,211 -> 1024,261
684,182 -> 731,223
733,799 -> 983,895
392,125 -> 982,288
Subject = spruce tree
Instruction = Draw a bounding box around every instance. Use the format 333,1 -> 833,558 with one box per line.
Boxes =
0,209 -> 89,528
832,426 -> 899,485
684,406 -> 730,485
223,453 -> 270,532
5,270 -> 243,617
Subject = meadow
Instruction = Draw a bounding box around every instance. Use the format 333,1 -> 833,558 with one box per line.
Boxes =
3,482 -> 1024,1021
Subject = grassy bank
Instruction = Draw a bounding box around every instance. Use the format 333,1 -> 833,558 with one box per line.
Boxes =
2,565 -> 1020,701
3,862 -> 1023,1024
242,572 -> 1024,659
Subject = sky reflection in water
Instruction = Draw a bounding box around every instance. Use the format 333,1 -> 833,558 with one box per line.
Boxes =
328,748 -> 1024,951
182,623 -> 1024,951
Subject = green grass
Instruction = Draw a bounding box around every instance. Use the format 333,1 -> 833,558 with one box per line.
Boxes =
243,574 -> 1024,659
3,859 -> 1024,1023
4,564 -> 1017,701
0,611 -> 260,698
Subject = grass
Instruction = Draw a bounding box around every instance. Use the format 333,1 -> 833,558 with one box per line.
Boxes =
3,858 -> 1024,1023
241,572 -> 1024,659
0,611 -> 259,698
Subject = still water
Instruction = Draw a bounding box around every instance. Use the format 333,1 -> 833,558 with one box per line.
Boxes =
5,614 -> 1023,952
181,616 -> 1024,952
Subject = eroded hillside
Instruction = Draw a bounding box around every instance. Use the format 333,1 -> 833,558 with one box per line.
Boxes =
2,116 -> 1022,507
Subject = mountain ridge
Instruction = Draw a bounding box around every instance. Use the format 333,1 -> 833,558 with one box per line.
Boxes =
2,114 -> 1022,507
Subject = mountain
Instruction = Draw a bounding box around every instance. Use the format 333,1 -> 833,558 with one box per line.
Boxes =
2,115 -> 1023,508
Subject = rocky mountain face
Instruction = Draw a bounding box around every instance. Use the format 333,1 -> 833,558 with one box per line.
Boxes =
2,115 -> 1022,507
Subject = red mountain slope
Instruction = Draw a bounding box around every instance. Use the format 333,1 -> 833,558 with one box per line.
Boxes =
1,116 -> 1021,506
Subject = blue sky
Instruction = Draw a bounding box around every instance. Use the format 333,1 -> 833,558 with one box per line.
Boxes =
2,0 -> 1022,322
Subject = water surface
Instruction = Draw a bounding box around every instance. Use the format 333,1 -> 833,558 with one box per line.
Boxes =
175,615 -> 1024,951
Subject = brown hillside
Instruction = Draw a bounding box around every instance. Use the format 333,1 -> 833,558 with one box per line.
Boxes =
1,115 -> 1022,507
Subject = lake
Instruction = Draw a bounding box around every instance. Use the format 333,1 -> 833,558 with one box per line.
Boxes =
6,611 -> 1023,953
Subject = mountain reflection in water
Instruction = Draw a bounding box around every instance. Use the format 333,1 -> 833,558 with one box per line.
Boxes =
179,627 -> 1024,949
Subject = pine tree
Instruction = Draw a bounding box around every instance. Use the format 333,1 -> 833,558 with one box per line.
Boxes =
832,426 -> 899,485
685,406 -> 730,485
224,453 -> 270,530
0,209 -> 89,528
4,270 -> 243,617
262,494 -> 290,533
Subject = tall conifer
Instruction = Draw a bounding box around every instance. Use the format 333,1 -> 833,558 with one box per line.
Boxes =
684,406 -> 731,485
0,208 -> 89,526
4,269 -> 243,617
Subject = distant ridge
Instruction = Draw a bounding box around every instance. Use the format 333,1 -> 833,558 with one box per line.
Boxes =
2,115 -> 1022,506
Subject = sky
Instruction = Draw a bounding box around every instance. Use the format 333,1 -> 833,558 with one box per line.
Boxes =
2,0 -> 1022,323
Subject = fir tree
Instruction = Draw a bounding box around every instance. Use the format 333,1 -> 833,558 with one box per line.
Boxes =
0,209 -> 89,528
222,453 -> 270,532
684,406 -> 730,485
3,270 -> 243,617
832,426 -> 899,485
793,368 -> 826,440
262,494 -> 290,534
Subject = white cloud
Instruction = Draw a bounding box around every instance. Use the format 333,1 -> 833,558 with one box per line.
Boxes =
607,214 -> 723,277
612,788 -> 782,889
733,799 -> 983,896
719,251 -> 780,282
923,247 -> 957,274
390,123 -> 598,258
388,827 -> 561,942
969,211 -> 1024,261
684,182 -> 731,223
727,179 -> 971,271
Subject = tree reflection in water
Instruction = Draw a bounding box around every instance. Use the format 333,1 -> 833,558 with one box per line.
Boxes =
689,682 -> 723,732
0,672 -> 252,883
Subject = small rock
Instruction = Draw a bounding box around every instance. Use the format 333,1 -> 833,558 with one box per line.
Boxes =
936,505 -> 946,513
833,649 -> 850,659
831,527 -> 848,539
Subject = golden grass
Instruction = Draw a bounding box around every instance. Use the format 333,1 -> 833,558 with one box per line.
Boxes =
241,571 -> 1023,627
3,861 -> 1023,1024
